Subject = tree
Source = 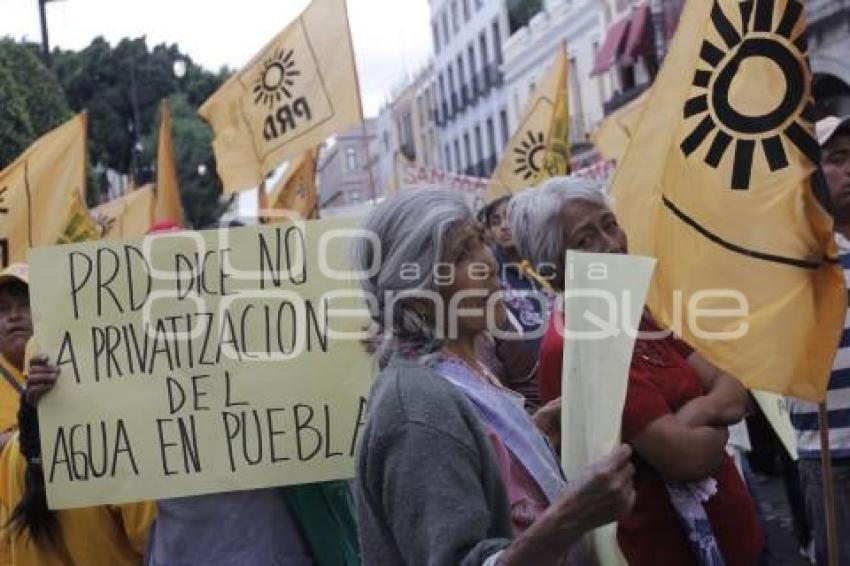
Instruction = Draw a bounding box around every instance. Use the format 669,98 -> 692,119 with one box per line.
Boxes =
0,40 -> 70,137
147,93 -> 224,228
0,62 -> 33,168
50,37 -> 229,223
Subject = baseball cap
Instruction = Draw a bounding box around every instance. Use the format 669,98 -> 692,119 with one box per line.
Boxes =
0,263 -> 28,290
816,116 -> 850,147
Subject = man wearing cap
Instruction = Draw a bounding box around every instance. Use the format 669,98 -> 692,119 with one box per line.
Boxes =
0,264 -> 29,450
789,115 -> 850,565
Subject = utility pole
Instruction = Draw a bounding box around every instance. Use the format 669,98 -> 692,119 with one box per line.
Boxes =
37,0 -> 57,65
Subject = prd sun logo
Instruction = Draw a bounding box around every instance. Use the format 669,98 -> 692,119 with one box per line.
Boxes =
513,131 -> 546,181
680,0 -> 817,190
253,47 -> 301,109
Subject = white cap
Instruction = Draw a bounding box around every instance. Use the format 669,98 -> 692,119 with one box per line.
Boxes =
816,116 -> 850,147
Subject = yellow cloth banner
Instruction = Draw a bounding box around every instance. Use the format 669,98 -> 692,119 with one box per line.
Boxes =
266,151 -> 319,222
93,186 -> 154,240
0,114 -> 87,267
28,219 -> 373,509
610,0 -> 845,402
154,101 -> 186,226
200,0 -> 363,193
55,191 -> 101,245
591,91 -> 648,164
487,46 -> 569,200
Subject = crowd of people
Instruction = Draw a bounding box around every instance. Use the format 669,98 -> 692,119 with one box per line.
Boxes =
0,115 -> 846,565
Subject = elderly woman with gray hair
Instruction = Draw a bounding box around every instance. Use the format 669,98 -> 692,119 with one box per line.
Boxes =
509,177 -> 764,565
353,188 -> 636,566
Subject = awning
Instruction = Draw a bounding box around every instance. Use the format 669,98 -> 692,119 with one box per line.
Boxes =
622,4 -> 654,66
591,16 -> 631,76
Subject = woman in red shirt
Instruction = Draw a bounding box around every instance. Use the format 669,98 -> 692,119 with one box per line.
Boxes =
509,177 -> 764,565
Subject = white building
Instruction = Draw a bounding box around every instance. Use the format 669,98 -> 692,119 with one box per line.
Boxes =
429,0 -> 519,178
502,0 -> 683,165
502,0 -> 613,151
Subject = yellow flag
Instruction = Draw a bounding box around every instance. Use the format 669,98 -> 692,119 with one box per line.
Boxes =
154,101 -> 186,226
55,191 -> 101,245
93,185 -> 154,240
487,46 -> 569,200
610,0 -> 844,401
267,150 -> 319,221
591,90 -> 648,163
0,113 -> 87,267
200,0 -> 363,193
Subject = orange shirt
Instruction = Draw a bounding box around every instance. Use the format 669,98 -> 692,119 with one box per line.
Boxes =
0,356 -> 23,434
0,435 -> 155,566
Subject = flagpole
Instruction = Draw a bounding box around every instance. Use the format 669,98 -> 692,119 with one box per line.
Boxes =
818,402 -> 839,566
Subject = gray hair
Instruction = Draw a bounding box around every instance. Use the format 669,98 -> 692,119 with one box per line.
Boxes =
352,188 -> 474,363
508,176 -> 609,275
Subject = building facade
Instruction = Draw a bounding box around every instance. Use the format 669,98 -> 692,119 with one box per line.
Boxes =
502,0 -> 612,152
429,0 -> 520,178
317,120 -> 381,209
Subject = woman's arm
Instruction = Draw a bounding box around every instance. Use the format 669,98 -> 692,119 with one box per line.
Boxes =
499,445 -> 636,565
680,353 -> 750,428
630,414 -> 729,483
370,421 -> 634,566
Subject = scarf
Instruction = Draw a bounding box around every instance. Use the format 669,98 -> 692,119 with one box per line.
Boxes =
283,481 -> 361,566
435,357 -> 566,503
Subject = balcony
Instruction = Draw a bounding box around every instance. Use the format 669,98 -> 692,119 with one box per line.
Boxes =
603,83 -> 649,116
461,84 -> 474,108
484,64 -> 504,89
433,106 -> 445,127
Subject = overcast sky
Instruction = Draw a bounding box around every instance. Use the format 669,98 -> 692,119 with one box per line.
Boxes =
0,0 -> 434,116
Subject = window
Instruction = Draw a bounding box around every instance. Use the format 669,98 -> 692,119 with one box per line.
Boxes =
462,0 -> 471,22
451,0 -> 459,32
486,117 -> 497,169
499,109 -> 510,150
475,0 -> 484,9
345,148 -> 358,172
454,139 -> 462,173
383,131 -> 390,152
349,189 -> 362,204
442,11 -> 450,45
439,72 -> 447,106
457,55 -> 466,101
492,20 -> 503,64
474,124 -> 484,175
432,22 -> 440,54
507,0 -> 544,34
448,64 -> 457,114
467,44 -> 477,91
463,132 -> 473,174
569,56 -> 585,141
479,31 -> 490,69
421,134 -> 429,164
445,144 -> 453,170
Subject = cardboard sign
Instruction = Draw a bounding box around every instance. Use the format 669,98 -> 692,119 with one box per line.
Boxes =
28,219 -> 374,509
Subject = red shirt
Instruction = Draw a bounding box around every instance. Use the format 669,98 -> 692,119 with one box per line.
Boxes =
538,310 -> 764,566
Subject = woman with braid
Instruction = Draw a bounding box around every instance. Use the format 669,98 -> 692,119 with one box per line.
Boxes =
0,357 -> 155,565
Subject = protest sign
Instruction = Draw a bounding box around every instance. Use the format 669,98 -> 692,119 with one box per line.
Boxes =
28,219 -> 374,509
561,251 -> 656,565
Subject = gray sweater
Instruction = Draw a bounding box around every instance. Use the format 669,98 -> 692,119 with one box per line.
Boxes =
355,356 -> 513,566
